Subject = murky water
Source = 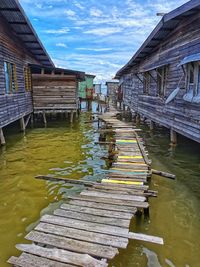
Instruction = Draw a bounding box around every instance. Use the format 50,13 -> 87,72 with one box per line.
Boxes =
0,108 -> 200,267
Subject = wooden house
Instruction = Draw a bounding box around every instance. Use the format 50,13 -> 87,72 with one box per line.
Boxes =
0,0 -> 86,145
78,74 -> 95,100
0,0 -> 54,144
115,0 -> 200,144
106,80 -> 119,105
31,65 -> 85,124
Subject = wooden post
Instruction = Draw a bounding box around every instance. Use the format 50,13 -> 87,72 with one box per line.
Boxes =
170,129 -> 177,144
0,128 -> 6,146
70,110 -> 74,123
42,111 -> 47,126
20,117 -> 25,132
149,120 -> 154,131
136,113 -> 140,124
31,114 -> 34,127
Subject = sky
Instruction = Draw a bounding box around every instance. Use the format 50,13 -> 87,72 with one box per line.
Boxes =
19,0 -> 188,83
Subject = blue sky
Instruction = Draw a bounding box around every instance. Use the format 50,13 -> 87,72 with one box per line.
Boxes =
20,0 -> 188,82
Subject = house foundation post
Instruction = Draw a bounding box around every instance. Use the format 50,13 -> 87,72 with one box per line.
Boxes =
170,129 -> 177,144
20,116 -> 25,132
0,128 -> 6,146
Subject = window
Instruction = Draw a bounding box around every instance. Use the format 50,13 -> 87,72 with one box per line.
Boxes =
184,62 -> 200,103
4,62 -> 18,94
24,67 -> 32,91
143,72 -> 151,94
157,66 -> 168,97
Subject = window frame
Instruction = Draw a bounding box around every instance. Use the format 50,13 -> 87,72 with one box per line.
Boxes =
4,62 -> 18,94
143,72 -> 151,95
24,66 -> 32,91
157,66 -> 168,97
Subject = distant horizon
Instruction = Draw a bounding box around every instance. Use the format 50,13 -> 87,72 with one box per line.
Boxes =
20,0 -> 188,82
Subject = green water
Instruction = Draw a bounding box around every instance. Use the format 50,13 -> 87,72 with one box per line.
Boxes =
0,112 -> 200,267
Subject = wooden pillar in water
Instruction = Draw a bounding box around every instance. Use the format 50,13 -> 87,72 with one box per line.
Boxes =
170,129 -> 177,144
149,120 -> 154,131
20,117 -> 25,132
42,112 -> 47,126
70,110 -> 74,123
0,128 -> 6,145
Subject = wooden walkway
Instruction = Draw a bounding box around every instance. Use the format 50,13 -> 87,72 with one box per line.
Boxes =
8,107 -> 162,267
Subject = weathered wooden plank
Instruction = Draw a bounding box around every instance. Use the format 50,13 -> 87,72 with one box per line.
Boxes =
16,244 -> 108,267
54,209 -> 130,228
60,203 -> 133,219
80,190 -> 146,202
35,222 -> 129,249
68,195 -> 149,208
40,215 -> 129,236
8,253 -> 74,267
129,232 -> 164,245
69,199 -> 138,213
26,231 -> 119,259
100,182 -> 149,190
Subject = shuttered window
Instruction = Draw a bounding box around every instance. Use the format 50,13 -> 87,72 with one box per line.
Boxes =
4,62 -> 18,94
157,66 -> 168,97
24,67 -> 32,91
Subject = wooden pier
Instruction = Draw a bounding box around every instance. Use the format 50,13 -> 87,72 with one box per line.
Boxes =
8,107 -> 163,267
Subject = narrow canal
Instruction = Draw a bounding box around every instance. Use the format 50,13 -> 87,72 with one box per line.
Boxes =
0,106 -> 200,267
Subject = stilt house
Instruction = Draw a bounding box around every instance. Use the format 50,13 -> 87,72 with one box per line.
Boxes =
115,0 -> 200,143
106,80 -> 119,104
0,0 -> 86,144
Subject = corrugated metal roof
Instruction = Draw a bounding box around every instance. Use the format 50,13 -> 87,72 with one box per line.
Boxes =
0,0 -> 54,67
115,0 -> 200,79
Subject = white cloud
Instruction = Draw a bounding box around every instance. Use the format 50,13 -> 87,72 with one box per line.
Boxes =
74,1 -> 85,10
90,7 -> 103,17
56,43 -> 68,48
84,27 -> 122,36
44,27 -> 70,34
64,9 -> 76,17
76,47 -> 113,52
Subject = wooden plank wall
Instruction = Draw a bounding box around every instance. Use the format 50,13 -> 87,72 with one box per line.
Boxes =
0,14 -> 38,128
32,75 -> 79,112
122,12 -> 200,143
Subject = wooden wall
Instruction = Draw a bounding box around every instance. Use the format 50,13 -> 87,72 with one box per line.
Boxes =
106,82 -> 119,103
0,14 -> 38,128
122,12 -> 200,143
32,74 -> 78,112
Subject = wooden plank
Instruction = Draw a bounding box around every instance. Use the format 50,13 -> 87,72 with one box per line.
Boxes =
16,244 -> 108,267
68,195 -> 149,208
129,232 -> 164,245
100,182 -> 149,190
69,199 -> 138,213
80,190 -> 146,202
60,203 -> 133,219
8,253 -> 74,267
26,231 -> 119,259
54,209 -> 130,228
41,214 -> 129,235
35,222 -> 128,249
101,179 -> 144,187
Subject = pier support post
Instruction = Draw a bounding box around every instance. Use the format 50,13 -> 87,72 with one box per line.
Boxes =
42,112 -> 47,126
136,113 -> 140,124
70,110 -> 74,123
170,129 -> 177,144
149,120 -> 154,131
0,128 -> 6,146
31,114 -> 34,127
20,117 -> 25,132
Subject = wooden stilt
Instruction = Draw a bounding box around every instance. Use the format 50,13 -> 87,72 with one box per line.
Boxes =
20,117 -> 25,132
149,120 -> 154,131
42,112 -> 47,126
170,129 -> 177,144
136,113 -> 140,124
70,110 -> 74,123
31,114 -> 34,127
0,128 -> 6,146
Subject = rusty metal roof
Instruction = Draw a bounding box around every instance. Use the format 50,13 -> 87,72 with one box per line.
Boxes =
0,0 -> 54,67
115,0 -> 200,79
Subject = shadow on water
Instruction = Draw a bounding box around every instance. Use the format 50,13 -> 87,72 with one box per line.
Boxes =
0,112 -> 200,267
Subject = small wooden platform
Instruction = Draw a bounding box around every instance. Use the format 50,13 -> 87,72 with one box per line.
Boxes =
8,106 -> 162,267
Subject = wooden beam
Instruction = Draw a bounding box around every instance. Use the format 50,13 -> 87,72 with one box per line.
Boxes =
0,128 -> 6,146
19,117 -> 25,132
